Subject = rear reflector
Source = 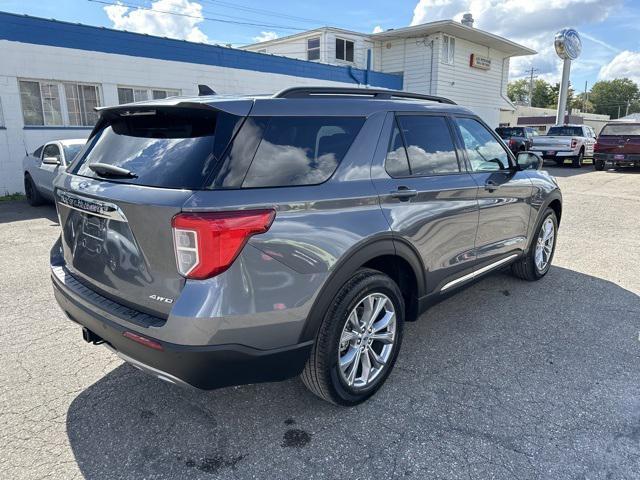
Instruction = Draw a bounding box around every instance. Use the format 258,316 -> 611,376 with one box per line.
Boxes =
123,331 -> 164,351
171,209 -> 276,279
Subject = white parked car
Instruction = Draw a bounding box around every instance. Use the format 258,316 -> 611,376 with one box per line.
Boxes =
530,124 -> 597,168
23,139 -> 86,206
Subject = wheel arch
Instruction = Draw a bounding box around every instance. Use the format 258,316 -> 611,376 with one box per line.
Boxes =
299,235 -> 426,342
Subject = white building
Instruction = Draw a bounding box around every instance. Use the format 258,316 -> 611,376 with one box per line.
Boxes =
0,12 -> 401,195
244,19 -> 535,127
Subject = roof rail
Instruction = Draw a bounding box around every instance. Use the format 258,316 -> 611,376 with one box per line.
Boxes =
273,87 -> 456,105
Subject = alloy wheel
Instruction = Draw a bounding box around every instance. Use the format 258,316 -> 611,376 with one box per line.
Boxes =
338,293 -> 396,389
535,217 -> 555,272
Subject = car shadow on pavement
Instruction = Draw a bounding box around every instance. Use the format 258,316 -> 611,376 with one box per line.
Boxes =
0,200 -> 58,225
65,266 -> 640,480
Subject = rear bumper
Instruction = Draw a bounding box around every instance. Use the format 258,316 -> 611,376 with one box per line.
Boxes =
530,149 -> 577,159
594,153 -> 640,166
51,265 -> 312,390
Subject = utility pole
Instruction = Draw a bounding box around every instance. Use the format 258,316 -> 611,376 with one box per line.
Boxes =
617,105 -> 621,119
527,67 -> 538,106
626,100 -> 630,117
583,80 -> 588,112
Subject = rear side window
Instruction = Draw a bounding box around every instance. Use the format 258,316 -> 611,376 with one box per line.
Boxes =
241,116 -> 364,188
71,108 -> 241,189
387,115 -> 460,177
33,145 -> 44,158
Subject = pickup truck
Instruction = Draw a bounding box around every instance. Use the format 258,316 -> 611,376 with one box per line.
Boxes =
593,122 -> 640,171
495,126 -> 538,154
530,124 -> 597,167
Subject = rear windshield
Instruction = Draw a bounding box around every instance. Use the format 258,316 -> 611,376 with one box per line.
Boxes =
547,126 -> 583,136
600,124 -> 640,136
71,108 -> 241,189
495,127 -> 523,138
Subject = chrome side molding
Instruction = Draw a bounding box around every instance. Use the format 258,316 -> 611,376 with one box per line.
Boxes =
440,254 -> 519,292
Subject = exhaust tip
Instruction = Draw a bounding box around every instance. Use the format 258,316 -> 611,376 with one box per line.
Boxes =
82,327 -> 104,345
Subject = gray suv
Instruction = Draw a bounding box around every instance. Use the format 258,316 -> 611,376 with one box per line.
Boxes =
50,87 -> 562,405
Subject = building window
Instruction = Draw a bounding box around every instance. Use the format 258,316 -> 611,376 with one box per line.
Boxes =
307,37 -> 320,61
64,83 -> 100,126
442,35 -> 455,65
335,38 -> 355,62
19,79 -> 101,127
117,86 -> 180,104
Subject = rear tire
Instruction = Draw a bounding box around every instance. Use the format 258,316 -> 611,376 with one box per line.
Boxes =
24,174 -> 44,206
594,159 -> 605,171
301,268 -> 404,406
511,208 -> 558,281
572,150 -> 584,168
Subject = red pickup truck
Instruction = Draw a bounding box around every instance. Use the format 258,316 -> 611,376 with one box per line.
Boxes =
594,122 -> 640,170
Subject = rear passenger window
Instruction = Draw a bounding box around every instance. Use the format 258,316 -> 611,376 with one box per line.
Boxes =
385,119 -> 411,177
241,117 -> 364,188
387,115 -> 460,176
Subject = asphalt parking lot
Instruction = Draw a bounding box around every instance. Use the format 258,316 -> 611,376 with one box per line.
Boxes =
1,166 -> 639,480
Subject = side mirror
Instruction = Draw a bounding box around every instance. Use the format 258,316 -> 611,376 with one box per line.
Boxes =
516,151 -> 543,171
42,156 -> 61,165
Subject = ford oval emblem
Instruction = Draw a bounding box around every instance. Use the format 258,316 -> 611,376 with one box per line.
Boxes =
555,28 -> 582,61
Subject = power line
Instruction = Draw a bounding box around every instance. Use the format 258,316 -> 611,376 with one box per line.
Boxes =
88,0 -> 310,31
199,0 -> 333,26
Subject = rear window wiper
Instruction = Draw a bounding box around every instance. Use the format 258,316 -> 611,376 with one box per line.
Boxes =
88,163 -> 137,178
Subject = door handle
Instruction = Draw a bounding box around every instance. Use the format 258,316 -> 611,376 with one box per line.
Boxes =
484,180 -> 501,192
390,187 -> 417,201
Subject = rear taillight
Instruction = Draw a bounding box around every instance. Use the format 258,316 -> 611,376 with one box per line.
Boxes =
571,138 -> 578,149
171,209 -> 275,279
509,139 -> 516,146
594,141 -> 601,152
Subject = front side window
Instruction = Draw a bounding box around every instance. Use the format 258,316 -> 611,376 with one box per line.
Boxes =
307,37 -> 321,61
43,144 -> 61,162
336,38 -> 355,62
455,117 -> 511,172
442,35 -> 455,65
392,115 -> 460,176
19,79 -> 101,127
242,116 -> 364,188
33,145 -> 44,159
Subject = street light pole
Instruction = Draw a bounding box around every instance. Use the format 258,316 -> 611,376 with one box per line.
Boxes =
554,28 -> 582,125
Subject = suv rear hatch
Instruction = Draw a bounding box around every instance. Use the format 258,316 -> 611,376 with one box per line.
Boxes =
596,123 -> 640,157
55,100 -> 250,317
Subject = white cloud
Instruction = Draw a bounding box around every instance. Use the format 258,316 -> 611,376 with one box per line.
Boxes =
104,0 -> 208,43
410,0 -> 622,81
372,25 -> 384,33
599,50 -> 640,84
253,31 -> 279,43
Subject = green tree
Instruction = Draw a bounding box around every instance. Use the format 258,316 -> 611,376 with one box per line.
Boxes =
530,79 -> 554,108
589,78 -> 640,119
507,79 -> 529,103
548,82 -> 575,110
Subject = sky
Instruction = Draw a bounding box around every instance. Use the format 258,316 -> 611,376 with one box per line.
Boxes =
2,0 -> 640,91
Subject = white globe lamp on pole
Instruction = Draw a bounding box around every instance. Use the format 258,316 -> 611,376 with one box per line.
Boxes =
554,28 -> 582,125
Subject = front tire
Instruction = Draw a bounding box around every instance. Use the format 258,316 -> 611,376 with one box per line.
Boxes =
301,268 -> 404,406
24,174 -> 44,206
511,208 -> 558,281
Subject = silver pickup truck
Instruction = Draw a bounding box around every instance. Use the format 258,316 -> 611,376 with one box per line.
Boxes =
530,124 -> 597,168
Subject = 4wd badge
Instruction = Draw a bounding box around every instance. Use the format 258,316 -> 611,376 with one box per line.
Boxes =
149,294 -> 174,304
